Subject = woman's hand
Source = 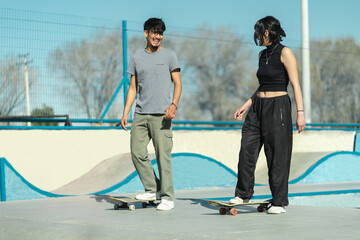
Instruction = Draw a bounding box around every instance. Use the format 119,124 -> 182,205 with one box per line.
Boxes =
234,99 -> 252,120
296,112 -> 306,133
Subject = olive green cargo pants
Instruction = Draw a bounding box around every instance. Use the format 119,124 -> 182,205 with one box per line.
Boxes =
130,113 -> 174,201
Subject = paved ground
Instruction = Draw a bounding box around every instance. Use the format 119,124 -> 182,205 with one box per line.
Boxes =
1,185 -> 359,240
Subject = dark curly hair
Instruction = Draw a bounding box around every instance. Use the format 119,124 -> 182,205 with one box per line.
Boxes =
144,18 -> 166,34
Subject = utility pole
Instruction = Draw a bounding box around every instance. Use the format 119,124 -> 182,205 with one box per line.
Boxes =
19,53 -> 31,126
301,0 -> 311,123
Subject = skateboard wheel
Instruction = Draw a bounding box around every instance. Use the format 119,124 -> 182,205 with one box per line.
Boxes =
142,202 -> 148,208
149,201 -> 157,206
129,205 -> 136,211
230,208 -> 237,216
114,204 -> 120,210
219,208 -> 227,215
257,206 -> 264,212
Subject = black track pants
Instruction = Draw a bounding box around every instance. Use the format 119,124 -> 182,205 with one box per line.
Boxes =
235,95 -> 293,206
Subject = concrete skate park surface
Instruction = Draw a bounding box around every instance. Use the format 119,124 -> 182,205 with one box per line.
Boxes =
1,129 -> 359,239
1,186 -> 359,240
0,130 -> 357,197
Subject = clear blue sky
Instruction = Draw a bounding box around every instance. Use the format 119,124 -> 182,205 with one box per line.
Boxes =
2,0 -> 360,46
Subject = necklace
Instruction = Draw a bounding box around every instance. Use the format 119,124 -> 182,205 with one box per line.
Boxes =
265,43 -> 279,65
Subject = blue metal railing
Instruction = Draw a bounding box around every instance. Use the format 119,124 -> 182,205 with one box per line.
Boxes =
0,118 -> 359,131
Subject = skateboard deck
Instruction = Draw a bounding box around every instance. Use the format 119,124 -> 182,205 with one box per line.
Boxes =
108,196 -> 158,211
208,200 -> 271,215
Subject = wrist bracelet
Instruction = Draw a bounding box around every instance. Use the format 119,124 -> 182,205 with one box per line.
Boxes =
171,103 -> 178,110
297,110 -> 304,112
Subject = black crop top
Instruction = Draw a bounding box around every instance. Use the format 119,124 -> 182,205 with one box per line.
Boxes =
256,43 -> 289,92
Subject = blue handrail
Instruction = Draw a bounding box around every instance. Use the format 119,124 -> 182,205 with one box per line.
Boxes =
0,118 -> 359,131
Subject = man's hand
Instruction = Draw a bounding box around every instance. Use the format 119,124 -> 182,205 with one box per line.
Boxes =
120,114 -> 128,131
165,103 -> 177,119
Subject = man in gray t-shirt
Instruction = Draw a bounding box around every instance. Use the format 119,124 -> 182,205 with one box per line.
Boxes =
127,47 -> 180,114
120,18 -> 181,211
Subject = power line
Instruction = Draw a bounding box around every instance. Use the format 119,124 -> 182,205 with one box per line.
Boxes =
2,12 -> 359,56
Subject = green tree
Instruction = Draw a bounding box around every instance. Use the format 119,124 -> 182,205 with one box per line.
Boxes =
31,104 -> 58,126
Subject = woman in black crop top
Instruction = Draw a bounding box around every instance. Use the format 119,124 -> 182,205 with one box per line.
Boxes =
229,16 -> 306,214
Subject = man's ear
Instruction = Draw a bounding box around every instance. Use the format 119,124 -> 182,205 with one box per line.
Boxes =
144,30 -> 148,38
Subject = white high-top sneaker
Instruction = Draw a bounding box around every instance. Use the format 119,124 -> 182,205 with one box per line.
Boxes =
156,199 -> 174,211
135,192 -> 156,200
229,197 -> 252,204
267,206 -> 286,214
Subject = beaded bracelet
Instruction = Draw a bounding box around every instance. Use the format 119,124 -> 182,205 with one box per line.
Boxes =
171,103 -> 178,110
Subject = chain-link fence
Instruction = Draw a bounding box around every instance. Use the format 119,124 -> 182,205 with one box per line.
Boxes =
1,8 -> 359,124
1,8 -> 121,120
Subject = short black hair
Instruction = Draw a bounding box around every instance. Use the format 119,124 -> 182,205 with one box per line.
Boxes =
144,18 -> 166,34
254,16 -> 286,45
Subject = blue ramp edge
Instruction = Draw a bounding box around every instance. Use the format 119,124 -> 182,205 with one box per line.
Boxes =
94,153 -> 241,195
0,153 -> 239,201
289,151 -> 360,184
0,158 -> 69,201
355,132 -> 360,152
2,151 -> 360,201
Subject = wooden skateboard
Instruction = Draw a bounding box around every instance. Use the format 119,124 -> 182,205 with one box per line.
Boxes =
208,200 -> 271,216
108,196 -> 158,211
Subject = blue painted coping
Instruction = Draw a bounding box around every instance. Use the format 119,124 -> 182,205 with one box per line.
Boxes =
0,153 -> 241,201
93,153 -> 242,195
0,158 -> 69,201
0,158 -> 5,201
289,151 -> 360,184
355,132 -> 360,152
2,151 -> 360,201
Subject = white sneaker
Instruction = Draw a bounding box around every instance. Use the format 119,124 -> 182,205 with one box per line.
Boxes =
267,206 -> 286,214
156,199 -> 174,211
229,197 -> 252,204
135,192 -> 156,200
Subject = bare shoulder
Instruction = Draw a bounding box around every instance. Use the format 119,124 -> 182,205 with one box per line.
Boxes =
281,46 -> 296,63
281,46 -> 293,56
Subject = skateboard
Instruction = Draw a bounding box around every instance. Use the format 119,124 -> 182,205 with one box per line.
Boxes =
208,200 -> 271,216
108,196 -> 158,211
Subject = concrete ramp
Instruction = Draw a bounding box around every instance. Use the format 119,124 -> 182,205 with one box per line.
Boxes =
1,153 -> 239,200
52,153 -> 154,195
2,151 -> 360,201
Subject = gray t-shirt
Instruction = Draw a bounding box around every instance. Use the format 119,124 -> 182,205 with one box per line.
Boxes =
127,48 -> 180,114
